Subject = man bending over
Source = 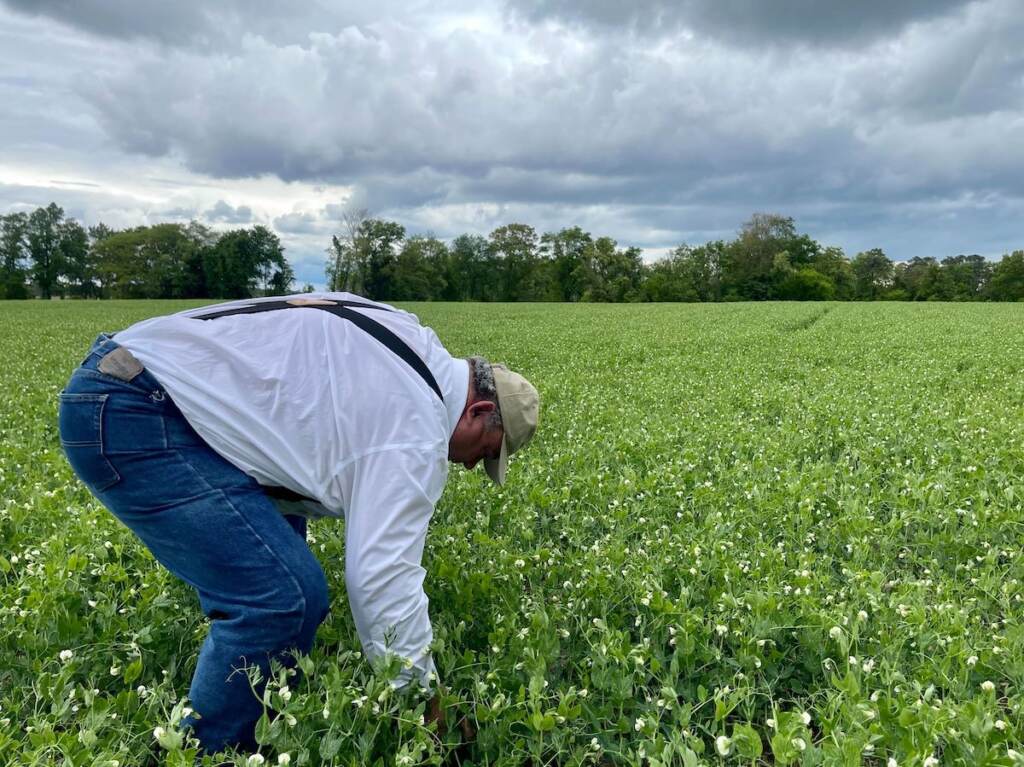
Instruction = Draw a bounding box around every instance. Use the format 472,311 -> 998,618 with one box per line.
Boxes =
57,293 -> 539,753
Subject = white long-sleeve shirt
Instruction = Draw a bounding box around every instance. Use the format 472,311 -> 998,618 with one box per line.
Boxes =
114,292 -> 469,687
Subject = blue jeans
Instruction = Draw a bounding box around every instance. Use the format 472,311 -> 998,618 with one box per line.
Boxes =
58,334 -> 330,754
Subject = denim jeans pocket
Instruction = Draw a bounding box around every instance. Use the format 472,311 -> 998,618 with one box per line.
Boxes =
58,392 -> 121,492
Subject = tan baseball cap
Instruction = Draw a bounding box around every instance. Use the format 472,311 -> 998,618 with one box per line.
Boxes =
484,364 -> 539,485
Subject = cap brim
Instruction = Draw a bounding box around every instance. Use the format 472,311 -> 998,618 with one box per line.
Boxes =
484,432 -> 508,485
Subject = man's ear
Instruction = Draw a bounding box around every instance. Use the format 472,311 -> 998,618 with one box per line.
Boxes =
468,400 -> 497,418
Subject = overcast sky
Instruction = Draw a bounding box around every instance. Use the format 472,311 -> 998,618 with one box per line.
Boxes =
2,0 -> 1022,286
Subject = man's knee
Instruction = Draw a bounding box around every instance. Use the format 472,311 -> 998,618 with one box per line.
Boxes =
206,564 -> 328,650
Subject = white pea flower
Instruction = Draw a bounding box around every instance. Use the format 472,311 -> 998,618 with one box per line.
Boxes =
715,735 -> 732,756
715,624 -> 728,636
792,737 -> 807,751
59,650 -> 74,662
982,680 -> 996,692
277,755 -> 291,766
634,717 -> 644,732
829,626 -> 842,640
246,756 -> 265,766
888,759 -> 898,767
923,756 -> 939,767
153,727 -> 165,739
857,610 -> 869,621
967,655 -> 979,667
800,711 -> 811,725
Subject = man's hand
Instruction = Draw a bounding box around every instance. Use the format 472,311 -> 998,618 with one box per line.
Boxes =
458,712 -> 476,742
424,690 -> 476,744
425,693 -> 447,740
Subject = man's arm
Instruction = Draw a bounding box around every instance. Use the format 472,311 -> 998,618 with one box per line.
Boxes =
340,445 -> 447,689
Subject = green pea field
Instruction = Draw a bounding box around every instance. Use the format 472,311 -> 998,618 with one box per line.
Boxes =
2,300 -> 1023,767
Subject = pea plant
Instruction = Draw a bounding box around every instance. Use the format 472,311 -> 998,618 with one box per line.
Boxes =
1,299 -> 1022,765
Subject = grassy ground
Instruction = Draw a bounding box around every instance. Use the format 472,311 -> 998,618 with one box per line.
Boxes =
1,300 -> 1023,766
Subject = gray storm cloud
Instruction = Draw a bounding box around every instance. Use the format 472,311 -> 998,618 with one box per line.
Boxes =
505,0 -> 976,46
1,0 -> 1022,262
205,200 -> 254,223
74,2 -> 1024,204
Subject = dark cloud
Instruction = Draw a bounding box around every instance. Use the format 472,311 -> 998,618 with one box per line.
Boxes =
204,199 -> 253,223
0,0 -> 476,50
1,0 -> 217,47
2,0 -> 1022,270
272,210 -> 323,234
160,205 -> 200,219
506,0 -> 976,46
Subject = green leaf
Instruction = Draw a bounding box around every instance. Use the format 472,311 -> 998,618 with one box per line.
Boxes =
123,658 -> 143,685
732,723 -> 763,760
254,711 -> 272,745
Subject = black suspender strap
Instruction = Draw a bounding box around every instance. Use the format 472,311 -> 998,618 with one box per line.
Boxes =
192,298 -> 388,321
320,305 -> 444,402
191,298 -> 444,402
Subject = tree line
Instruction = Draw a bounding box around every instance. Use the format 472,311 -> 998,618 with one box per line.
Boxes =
0,203 -> 294,299
326,210 -> 1024,302
3,203 -> 1023,301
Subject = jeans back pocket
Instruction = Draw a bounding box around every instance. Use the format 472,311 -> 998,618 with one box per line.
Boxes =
58,392 -> 121,492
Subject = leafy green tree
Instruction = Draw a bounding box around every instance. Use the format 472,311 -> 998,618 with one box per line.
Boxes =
640,250 -> 699,302
58,219 -> 92,298
443,234 -> 491,301
893,256 -> 946,301
682,241 -> 725,301
722,213 -> 801,300
988,250 -> 1024,301
776,267 -> 836,300
811,246 -> 854,300
392,236 -> 447,300
326,208 -> 368,294
0,212 -> 30,299
582,237 -> 643,302
247,226 -> 291,295
488,224 -> 541,301
88,222 -> 115,243
360,219 -> 405,300
94,224 -> 201,298
851,248 -> 894,300
26,203 -> 66,299
940,255 -> 991,300
205,225 -> 290,299
180,221 -> 217,297
541,227 -> 593,302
